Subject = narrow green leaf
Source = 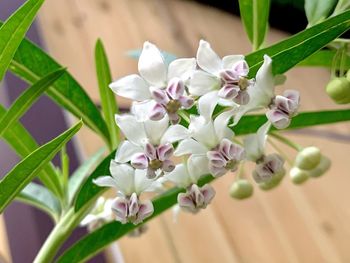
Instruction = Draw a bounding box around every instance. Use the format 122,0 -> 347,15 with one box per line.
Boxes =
0,69 -> 65,137
57,174 -> 213,263
0,121 -> 82,213
305,0 -> 337,25
16,182 -> 60,221
0,104 -> 63,198
297,49 -> 350,68
68,148 -> 106,205
246,10 -> 350,77
0,19 -> 110,144
239,0 -> 270,50
0,0 -> 44,81
95,39 -> 119,149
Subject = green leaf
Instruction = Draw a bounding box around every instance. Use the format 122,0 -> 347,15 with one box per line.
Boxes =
74,150 -> 116,211
0,104 -> 63,199
305,0 -> 337,25
95,39 -> 119,149
0,20 -> 110,145
239,0 -> 270,50
16,182 -> 61,222
0,69 -> 65,137
0,0 -> 44,81
0,121 -> 82,213
57,174 -> 213,263
246,10 -> 350,77
298,49 -> 350,68
68,148 -> 106,205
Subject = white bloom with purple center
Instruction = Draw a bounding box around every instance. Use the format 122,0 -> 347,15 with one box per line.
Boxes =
115,114 -> 188,178
80,197 -> 113,231
110,41 -> 195,123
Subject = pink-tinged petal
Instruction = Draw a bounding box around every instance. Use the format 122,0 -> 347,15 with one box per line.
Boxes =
219,138 -> 245,161
283,89 -> 300,105
168,112 -> 180,124
198,90 -> 219,121
115,140 -> 142,163
157,143 -> 174,161
149,103 -> 166,121
150,87 -> 169,105
191,184 -> 205,207
207,151 -> 225,168
168,58 -> 196,80
145,143 -> 157,159
128,193 -> 139,217
218,85 -> 239,100
161,124 -> 189,144
115,114 -> 147,145
93,176 -> 117,188
209,164 -> 227,177
178,192 -> 197,213
200,184 -> 216,205
146,168 -> 157,179
109,74 -> 151,101
162,159 -> 175,172
111,197 -> 128,224
233,90 -> 250,105
196,40 -> 222,75
220,70 -> 240,83
222,55 -> 245,69
266,109 -> 290,129
130,153 -> 149,169
178,95 -> 194,109
138,42 -> 167,87
232,60 -> 249,76
188,70 -> 220,96
166,77 -> 185,99
134,200 -> 154,225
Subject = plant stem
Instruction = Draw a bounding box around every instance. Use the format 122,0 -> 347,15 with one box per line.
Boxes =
33,206 -> 89,263
270,132 -> 302,151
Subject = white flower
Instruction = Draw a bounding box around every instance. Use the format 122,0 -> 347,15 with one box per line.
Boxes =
115,114 -> 188,178
165,155 -> 215,213
80,197 -> 113,231
189,40 -> 252,105
110,41 -> 196,123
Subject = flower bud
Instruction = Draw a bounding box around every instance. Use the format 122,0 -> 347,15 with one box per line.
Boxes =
289,167 -> 309,184
295,146 -> 321,170
258,168 -> 285,191
229,179 -> 254,199
309,156 -> 331,178
326,77 -> 350,104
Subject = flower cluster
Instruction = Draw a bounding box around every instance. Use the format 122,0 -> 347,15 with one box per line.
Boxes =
89,40 -> 304,228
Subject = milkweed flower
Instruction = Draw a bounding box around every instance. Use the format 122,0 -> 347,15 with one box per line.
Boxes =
80,197 -> 113,231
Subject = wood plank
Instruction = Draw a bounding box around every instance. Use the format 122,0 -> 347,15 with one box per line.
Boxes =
0,215 -> 11,263
37,0 -> 350,262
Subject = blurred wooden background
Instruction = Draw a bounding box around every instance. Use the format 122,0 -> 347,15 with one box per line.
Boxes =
2,0 -> 350,262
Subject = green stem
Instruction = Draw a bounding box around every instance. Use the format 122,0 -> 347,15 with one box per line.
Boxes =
270,132 -> 302,151
33,206 -> 90,263
267,137 -> 293,166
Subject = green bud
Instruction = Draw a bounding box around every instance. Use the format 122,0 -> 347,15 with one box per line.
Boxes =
309,156 -> 331,178
229,179 -> 254,199
326,77 -> 350,104
289,167 -> 309,184
295,146 -> 321,170
347,70 -> 350,82
258,168 -> 285,191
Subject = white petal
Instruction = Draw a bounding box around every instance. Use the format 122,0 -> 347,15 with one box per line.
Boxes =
222,55 -> 245,69
196,40 -> 222,75
115,141 -> 142,163
243,121 -> 271,161
109,74 -> 151,101
80,214 -> 97,226
174,138 -> 208,156
168,58 -> 196,80
93,176 -> 117,188
144,115 -> 169,145
197,90 -> 219,121
165,163 -> 191,187
214,110 -> 235,141
189,115 -> 218,149
134,169 -> 155,195
109,162 -> 136,195
115,114 -> 147,145
161,125 -> 189,144
253,55 -> 275,105
187,155 -> 210,183
131,100 -> 156,122
188,70 -> 220,96
138,41 -> 167,87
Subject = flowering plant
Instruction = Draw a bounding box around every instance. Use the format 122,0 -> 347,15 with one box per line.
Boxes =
0,0 -> 349,262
